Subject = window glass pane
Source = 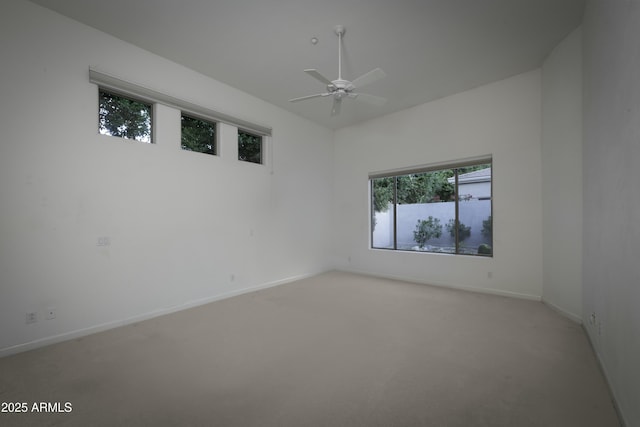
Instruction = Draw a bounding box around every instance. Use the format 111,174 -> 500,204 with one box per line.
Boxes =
98,90 -> 152,143
181,115 -> 216,155
371,177 -> 395,249
396,171 -> 455,252
238,130 -> 262,164
456,164 -> 492,256
370,160 -> 492,257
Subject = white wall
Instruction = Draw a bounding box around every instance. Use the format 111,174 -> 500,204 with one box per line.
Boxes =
582,2 -> 640,426
0,0 -> 334,355
333,70 -> 543,299
541,28 -> 583,322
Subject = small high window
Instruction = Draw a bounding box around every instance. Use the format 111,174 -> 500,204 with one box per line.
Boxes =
98,90 -> 152,143
238,130 -> 262,164
181,114 -> 216,155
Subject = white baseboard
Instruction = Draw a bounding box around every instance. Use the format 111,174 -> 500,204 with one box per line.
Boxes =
336,267 -> 542,301
541,299 -> 582,324
0,270 -> 324,358
583,325 -> 628,427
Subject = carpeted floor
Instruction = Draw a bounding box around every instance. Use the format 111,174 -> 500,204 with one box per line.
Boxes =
0,271 -> 620,426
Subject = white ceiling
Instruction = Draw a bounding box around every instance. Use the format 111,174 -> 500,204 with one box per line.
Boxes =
29,0 -> 584,129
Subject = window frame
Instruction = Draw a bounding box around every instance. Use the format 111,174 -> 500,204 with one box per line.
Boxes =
180,113 -> 218,156
238,129 -> 263,165
98,88 -> 154,144
369,156 -> 493,257
89,68 -> 272,138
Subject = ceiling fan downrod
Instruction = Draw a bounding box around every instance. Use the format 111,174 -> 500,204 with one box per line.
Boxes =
335,25 -> 345,81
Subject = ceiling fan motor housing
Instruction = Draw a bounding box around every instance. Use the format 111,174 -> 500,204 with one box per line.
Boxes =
328,79 -> 354,93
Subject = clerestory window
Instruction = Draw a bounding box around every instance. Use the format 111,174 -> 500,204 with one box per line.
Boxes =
98,90 -> 152,143
181,114 -> 217,156
238,130 -> 262,164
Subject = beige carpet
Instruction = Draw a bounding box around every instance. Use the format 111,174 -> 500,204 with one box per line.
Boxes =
0,271 -> 620,426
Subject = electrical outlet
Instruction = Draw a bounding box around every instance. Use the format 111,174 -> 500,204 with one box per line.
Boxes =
46,308 -> 56,320
487,271 -> 493,279
25,312 -> 37,324
97,236 -> 110,246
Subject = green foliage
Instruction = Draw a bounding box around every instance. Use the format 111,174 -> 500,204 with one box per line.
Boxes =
478,244 -> 492,256
445,219 -> 471,241
181,115 -> 216,155
397,171 -> 454,204
99,91 -> 151,142
372,170 -> 455,214
238,131 -> 262,163
413,216 -> 443,249
482,215 -> 492,238
372,177 -> 394,212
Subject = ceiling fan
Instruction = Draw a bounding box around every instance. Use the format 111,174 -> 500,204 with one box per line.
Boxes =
289,25 -> 387,116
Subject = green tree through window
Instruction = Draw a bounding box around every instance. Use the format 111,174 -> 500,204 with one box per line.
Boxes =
98,90 -> 152,142
181,115 -> 216,155
238,130 -> 262,164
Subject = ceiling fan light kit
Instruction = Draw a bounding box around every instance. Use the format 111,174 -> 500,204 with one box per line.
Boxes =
289,25 -> 387,116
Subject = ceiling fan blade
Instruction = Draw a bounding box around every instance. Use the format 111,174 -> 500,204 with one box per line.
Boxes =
353,92 -> 387,107
351,68 -> 386,89
289,93 -> 330,102
331,98 -> 342,116
304,69 -> 333,86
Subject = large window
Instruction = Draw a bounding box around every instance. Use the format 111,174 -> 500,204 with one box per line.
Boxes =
181,114 -> 216,155
98,90 -> 152,143
238,130 -> 262,164
371,159 -> 492,256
